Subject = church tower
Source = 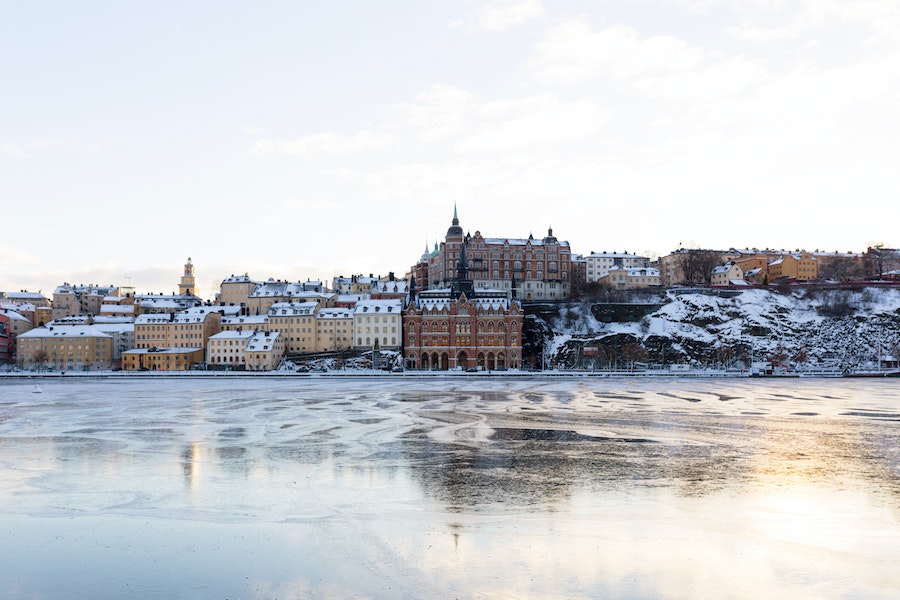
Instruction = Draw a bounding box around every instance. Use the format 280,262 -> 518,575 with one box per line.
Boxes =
179,257 -> 197,296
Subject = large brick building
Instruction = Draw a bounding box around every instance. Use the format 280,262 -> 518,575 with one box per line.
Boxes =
414,208 -> 572,301
403,238 -> 524,371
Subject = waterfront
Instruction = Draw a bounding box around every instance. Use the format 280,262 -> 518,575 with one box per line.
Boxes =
1,377 -> 898,599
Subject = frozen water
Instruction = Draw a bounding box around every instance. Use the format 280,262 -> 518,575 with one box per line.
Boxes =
1,376 -> 899,599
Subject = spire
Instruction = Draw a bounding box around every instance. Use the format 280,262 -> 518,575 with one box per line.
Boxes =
446,203 -> 463,239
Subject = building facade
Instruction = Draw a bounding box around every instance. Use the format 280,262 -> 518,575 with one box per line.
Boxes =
416,209 -> 572,301
17,325 -> 115,370
353,299 -> 402,351
246,331 -> 284,371
585,252 -> 650,283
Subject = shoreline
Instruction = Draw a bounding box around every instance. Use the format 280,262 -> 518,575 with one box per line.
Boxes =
1,369 -> 859,380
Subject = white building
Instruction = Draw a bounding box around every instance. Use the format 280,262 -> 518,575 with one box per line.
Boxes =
353,299 -> 402,351
585,252 -> 650,283
207,330 -> 254,368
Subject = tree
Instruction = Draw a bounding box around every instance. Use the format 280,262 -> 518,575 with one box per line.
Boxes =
32,349 -> 49,372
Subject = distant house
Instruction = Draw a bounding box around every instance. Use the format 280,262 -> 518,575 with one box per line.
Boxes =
710,262 -> 744,287
246,331 -> 284,371
597,267 -> 661,290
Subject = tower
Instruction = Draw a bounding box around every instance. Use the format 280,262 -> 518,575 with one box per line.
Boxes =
179,257 -> 196,296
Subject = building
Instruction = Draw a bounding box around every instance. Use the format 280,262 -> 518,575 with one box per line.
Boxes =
179,258 -> 197,296
710,262 -> 745,287
52,284 -> 119,320
133,306 -> 230,351
122,347 -> 205,371
403,244 -> 524,371
207,330 -> 255,368
135,293 -> 202,315
417,208 -> 572,301
217,274 -> 260,308
315,308 -> 353,352
353,299 -> 402,351
0,313 -> 11,364
221,314 -> 269,332
598,267 -> 661,290
267,301 -> 319,354
768,252 -> 818,281
0,307 -> 34,338
247,279 -> 331,316
658,249 -> 728,286
246,331 -> 284,371
585,252 -> 650,283
4,291 -> 50,308
17,325 -> 115,370
370,277 -> 409,300
332,275 -> 381,295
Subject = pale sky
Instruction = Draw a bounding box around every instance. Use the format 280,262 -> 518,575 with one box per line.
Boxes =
3,1 -> 898,300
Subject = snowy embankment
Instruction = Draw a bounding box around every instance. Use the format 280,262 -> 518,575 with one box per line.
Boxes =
537,287 -> 900,370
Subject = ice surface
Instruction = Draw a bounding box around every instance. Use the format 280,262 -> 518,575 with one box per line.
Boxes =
0,376 -> 898,599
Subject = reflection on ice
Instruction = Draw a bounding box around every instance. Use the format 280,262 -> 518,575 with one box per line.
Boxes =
0,376 -> 898,599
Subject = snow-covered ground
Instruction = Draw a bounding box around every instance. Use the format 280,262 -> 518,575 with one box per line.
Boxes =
1,377 -> 898,599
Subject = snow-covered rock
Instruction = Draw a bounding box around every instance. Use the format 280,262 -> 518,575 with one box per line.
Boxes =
532,286 -> 900,370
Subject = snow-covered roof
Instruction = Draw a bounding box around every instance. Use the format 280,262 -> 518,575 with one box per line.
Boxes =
587,252 -> 647,260
5,292 -> 47,301
19,326 -> 113,339
222,315 -> 269,326
353,299 -> 402,314
100,304 -> 134,314
372,280 -> 410,293
247,332 -> 280,351
222,274 -> 260,284
251,280 -> 325,297
135,314 -> 173,325
209,330 -> 254,340
93,316 -> 135,324
1,301 -> 35,312
0,309 -> 31,323
483,237 -> 569,247
268,301 -> 319,316
317,308 -> 353,319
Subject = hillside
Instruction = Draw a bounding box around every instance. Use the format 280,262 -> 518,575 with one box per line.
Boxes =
528,286 -> 900,371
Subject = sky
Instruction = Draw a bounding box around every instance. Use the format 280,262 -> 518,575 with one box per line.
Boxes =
2,0 -> 899,300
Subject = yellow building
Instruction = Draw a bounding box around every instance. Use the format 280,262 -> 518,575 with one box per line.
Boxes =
179,258 -> 197,296
122,348 -> 205,371
768,253 -> 818,281
134,307 -> 226,350
247,280 -> 332,316
710,262 -> 744,287
17,325 -> 114,370
268,301 -> 319,354
598,267 -> 661,290
217,274 -> 260,308
315,308 -> 353,352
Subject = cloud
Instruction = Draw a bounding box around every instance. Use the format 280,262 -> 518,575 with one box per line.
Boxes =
530,18 -> 704,84
396,85 -> 605,153
394,84 -> 480,143
1,144 -> 28,158
457,94 -> 606,152
0,140 -> 101,158
250,131 -> 392,158
454,0 -> 544,32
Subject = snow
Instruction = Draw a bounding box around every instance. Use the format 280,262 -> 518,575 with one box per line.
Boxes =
540,287 -> 900,369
